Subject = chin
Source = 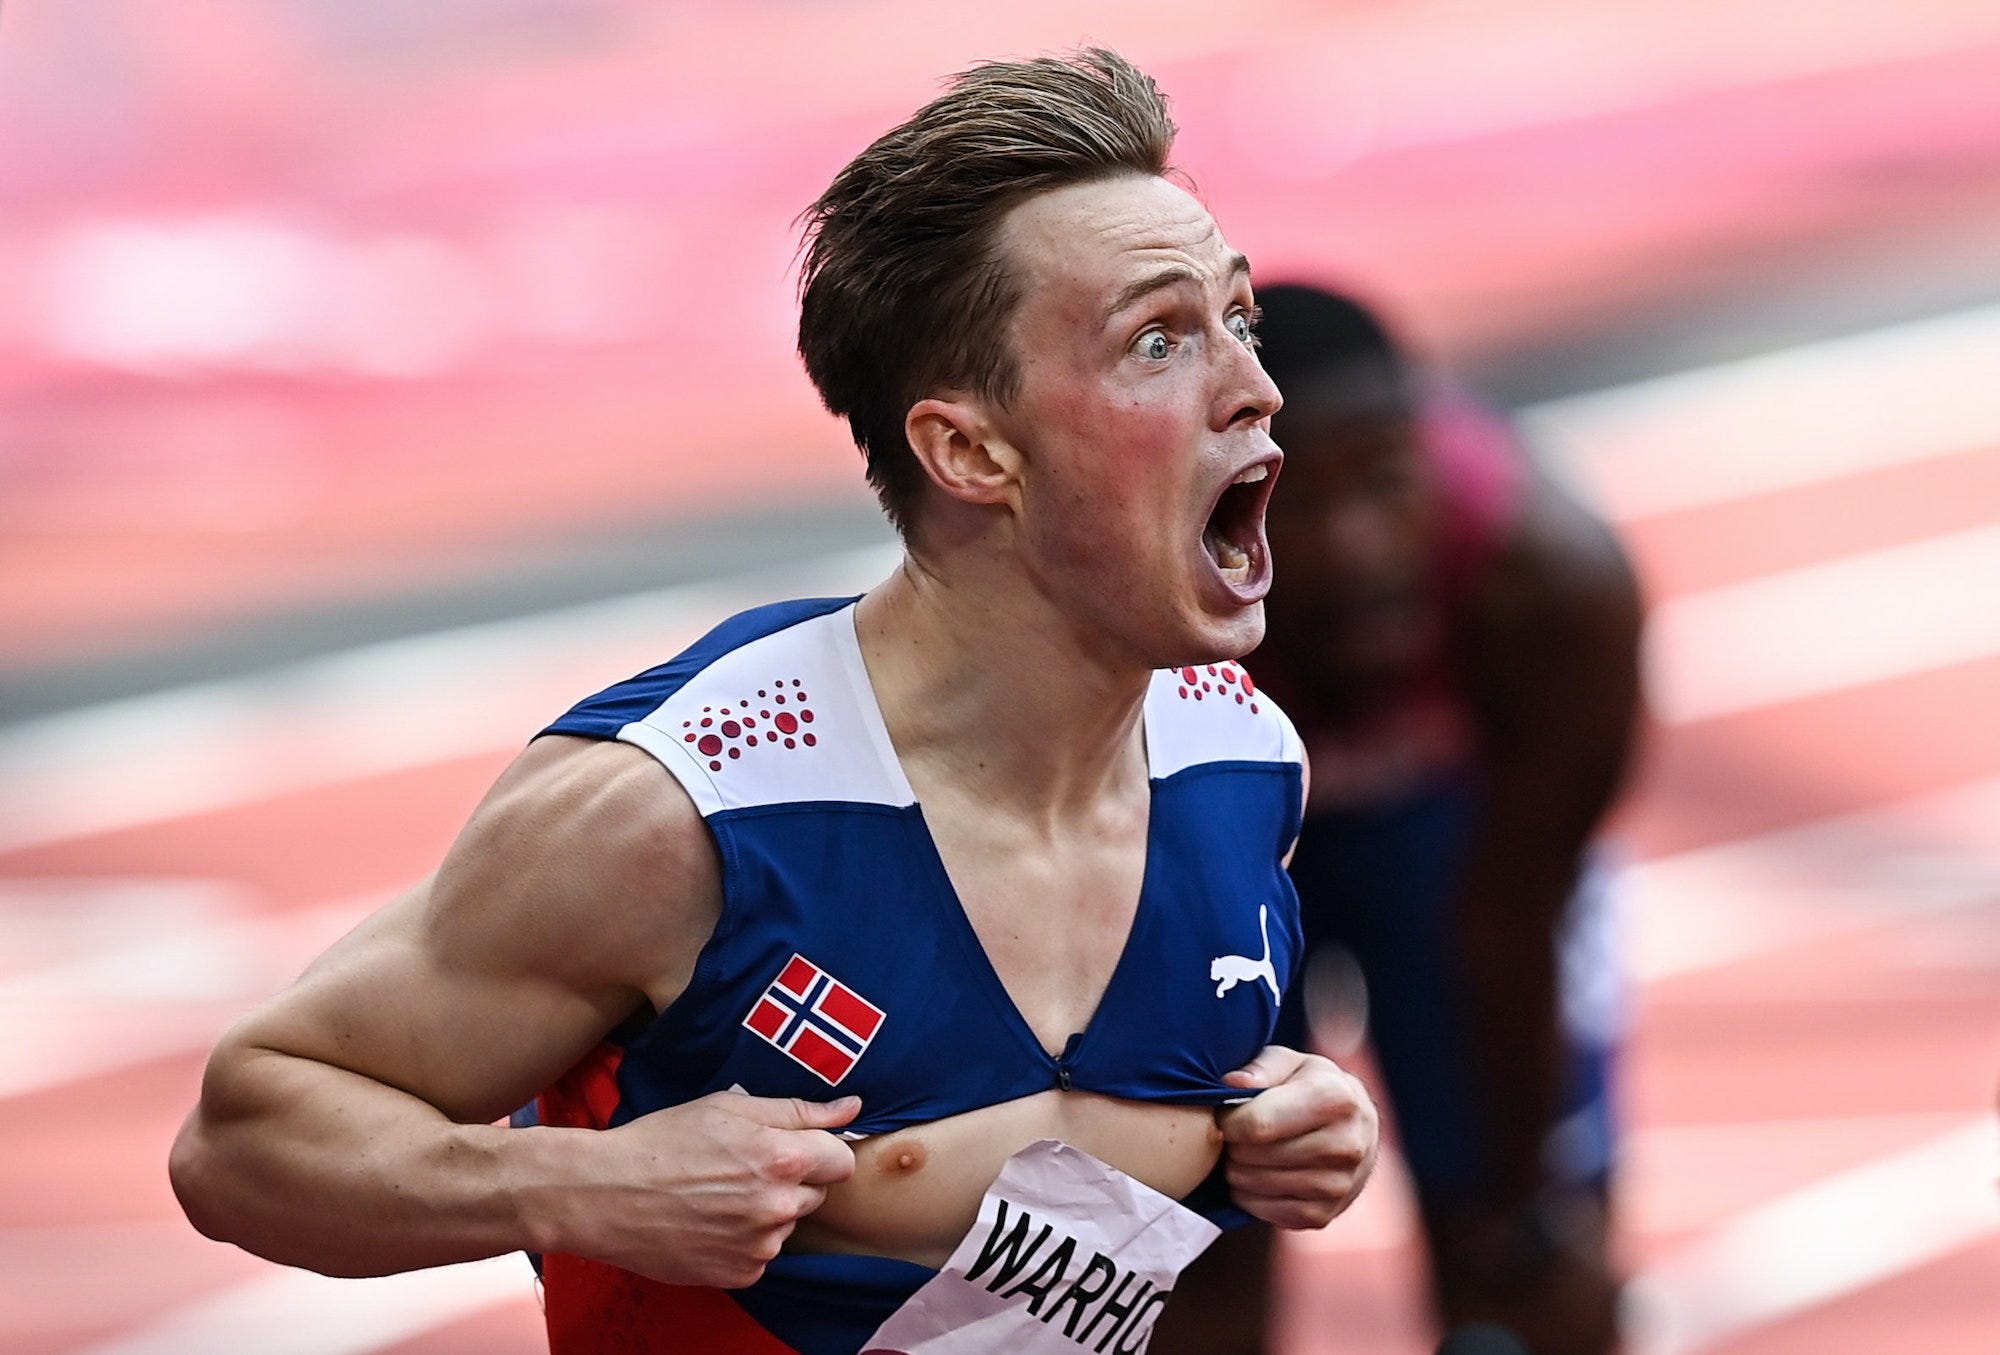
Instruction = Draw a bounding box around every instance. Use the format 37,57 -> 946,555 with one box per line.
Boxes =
1168,603 -> 1266,669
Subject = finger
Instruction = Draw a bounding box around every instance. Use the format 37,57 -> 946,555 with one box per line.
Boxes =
1225,1158 -> 1364,1202
1221,1043 -> 1307,1091
785,1183 -> 829,1222
729,1093 -> 863,1131
724,1215 -> 797,1289
1224,1108 -> 1376,1158
745,1119 -> 858,1188
1232,1188 -> 1350,1231
1223,1131 -> 1373,1174
1231,1168 -> 1373,1223
1218,1084 -> 1320,1145
794,1131 -> 858,1187
1220,1068 -> 1369,1145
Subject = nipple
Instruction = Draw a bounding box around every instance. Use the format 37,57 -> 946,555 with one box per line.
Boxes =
876,1138 -> 928,1177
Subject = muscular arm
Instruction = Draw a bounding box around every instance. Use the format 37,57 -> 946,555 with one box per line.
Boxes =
1454,468 -> 1644,1207
169,735 -> 854,1285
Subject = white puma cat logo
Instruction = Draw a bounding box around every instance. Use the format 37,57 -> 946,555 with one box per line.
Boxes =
1210,905 -> 1280,1002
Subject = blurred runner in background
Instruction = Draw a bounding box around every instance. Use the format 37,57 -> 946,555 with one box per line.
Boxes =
1246,282 -> 1644,1355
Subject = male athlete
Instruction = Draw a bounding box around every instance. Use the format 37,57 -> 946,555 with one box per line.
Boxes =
1243,284 -> 1644,1354
171,52 -> 1378,1354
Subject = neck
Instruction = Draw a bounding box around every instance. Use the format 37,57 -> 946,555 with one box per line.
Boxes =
855,545 -> 1152,824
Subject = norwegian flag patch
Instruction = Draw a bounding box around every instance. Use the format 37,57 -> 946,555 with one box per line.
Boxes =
742,954 -> 885,1085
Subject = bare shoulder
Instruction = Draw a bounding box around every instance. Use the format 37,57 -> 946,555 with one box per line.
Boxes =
1465,469 -> 1644,762
1498,470 -> 1642,622
428,733 -> 723,1004
215,734 -> 721,1125
1472,467 -> 1642,668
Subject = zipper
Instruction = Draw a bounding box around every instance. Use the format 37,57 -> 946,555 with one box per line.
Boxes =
1055,1031 -> 1083,1091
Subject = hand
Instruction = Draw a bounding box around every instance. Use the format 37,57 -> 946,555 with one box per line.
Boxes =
543,1089 -> 860,1288
1216,1045 -> 1378,1229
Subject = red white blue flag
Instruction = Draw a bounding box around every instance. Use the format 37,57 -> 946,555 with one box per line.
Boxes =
742,954 -> 885,1085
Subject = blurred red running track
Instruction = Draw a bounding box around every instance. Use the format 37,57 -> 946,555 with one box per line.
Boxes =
7,8 -> 2000,667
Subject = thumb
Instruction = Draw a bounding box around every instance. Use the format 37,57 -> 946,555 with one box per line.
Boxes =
1223,1043 -> 1304,1090
733,1093 -> 863,1131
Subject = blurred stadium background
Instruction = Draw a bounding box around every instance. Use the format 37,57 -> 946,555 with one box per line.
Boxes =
3,2 -> 1997,1351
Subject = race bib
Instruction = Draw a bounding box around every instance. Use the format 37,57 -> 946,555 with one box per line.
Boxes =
861,1139 -> 1222,1355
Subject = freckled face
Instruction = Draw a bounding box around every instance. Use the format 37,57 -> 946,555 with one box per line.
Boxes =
986,174 -> 1283,670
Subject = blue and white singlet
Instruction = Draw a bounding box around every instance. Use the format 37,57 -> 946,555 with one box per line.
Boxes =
530,597 -> 1305,1355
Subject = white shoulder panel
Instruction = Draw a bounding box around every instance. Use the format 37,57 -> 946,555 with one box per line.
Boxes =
614,607 -> 915,817
1144,659 -> 1304,780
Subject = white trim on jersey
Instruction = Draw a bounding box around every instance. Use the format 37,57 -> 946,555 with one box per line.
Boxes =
615,604 -> 1303,818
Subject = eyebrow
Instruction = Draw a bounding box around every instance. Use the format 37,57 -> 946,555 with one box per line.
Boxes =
1104,253 -> 1252,325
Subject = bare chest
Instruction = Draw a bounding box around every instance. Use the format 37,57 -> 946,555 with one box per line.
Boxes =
919,795 -> 1150,1056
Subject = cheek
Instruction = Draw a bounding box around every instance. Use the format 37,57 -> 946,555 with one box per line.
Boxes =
1040,401 -> 1165,493
1019,375 -> 1201,562
1035,362 -> 1191,457
1097,397 -> 1179,468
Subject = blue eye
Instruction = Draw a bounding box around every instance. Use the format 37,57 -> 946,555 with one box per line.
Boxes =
1136,331 -> 1171,360
1227,310 -> 1257,346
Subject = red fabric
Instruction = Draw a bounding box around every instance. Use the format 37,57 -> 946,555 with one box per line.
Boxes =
538,1043 -> 626,1131
535,1049 -> 799,1352
543,1253 -> 799,1355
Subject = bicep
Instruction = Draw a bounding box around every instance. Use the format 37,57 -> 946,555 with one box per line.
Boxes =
224,885 -> 626,1126
220,737 -> 722,1126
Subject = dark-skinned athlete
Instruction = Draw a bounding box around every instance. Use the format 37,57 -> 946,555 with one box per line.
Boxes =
1191,282 -> 1645,1355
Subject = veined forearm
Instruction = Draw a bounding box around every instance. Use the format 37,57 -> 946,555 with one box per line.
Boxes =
170,1045 -> 573,1277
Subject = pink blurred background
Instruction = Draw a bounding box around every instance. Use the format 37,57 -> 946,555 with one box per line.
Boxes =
3,4 -> 1997,1353
7,0 -> 1996,675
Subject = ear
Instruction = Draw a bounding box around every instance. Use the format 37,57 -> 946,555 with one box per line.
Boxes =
904,396 -> 1022,511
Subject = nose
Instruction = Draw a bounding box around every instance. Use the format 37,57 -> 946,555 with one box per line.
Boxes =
1219,327 -> 1282,431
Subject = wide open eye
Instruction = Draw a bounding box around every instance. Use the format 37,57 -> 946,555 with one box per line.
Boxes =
1134,330 -> 1172,361
1226,309 -> 1258,346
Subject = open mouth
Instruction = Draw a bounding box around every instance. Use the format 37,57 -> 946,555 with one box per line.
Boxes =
1202,460 -> 1275,590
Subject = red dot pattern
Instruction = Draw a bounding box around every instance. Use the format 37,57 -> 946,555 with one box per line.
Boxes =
1175,660 -> 1261,715
686,678 -> 818,773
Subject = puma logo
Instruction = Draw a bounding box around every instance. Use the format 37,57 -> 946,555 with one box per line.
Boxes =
1210,905 -> 1280,1002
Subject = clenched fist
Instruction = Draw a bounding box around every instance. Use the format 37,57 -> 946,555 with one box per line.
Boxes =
533,1090 -> 860,1288
1217,1045 -> 1379,1230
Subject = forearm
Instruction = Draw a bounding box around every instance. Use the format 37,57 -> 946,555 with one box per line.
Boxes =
171,1043 -> 581,1277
